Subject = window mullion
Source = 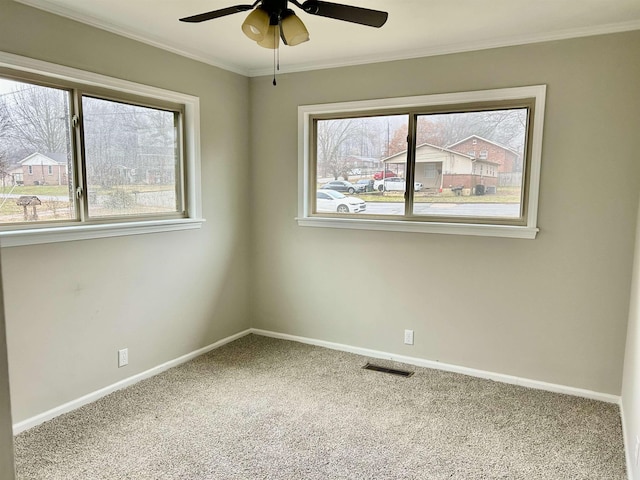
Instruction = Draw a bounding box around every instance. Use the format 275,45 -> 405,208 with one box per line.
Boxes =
73,89 -> 89,222
404,113 -> 417,217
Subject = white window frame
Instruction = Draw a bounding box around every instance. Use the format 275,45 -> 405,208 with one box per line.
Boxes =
0,52 -> 203,247
297,85 -> 546,239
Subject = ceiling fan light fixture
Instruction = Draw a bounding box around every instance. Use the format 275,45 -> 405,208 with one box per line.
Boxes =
241,7 -> 270,41
280,11 -> 309,46
257,24 -> 280,49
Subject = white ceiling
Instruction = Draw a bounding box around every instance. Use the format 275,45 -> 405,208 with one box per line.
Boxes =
15,0 -> 640,76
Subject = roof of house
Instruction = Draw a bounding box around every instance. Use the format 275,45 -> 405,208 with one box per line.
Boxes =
382,142 -> 498,165
346,155 -> 379,162
18,152 -> 66,166
382,142 -> 473,163
446,135 -> 520,156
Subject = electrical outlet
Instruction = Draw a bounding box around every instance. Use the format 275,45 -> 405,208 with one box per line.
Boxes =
635,435 -> 640,467
404,329 -> 414,345
118,348 -> 128,368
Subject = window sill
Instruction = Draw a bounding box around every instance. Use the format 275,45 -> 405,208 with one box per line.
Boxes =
0,218 -> 205,247
296,217 -> 538,239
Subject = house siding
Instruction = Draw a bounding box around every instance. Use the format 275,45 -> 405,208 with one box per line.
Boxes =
449,137 -> 519,173
443,173 -> 498,190
23,164 -> 67,186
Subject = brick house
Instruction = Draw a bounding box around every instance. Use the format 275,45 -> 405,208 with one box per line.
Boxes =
17,152 -> 69,186
447,135 -> 520,173
382,142 -> 499,192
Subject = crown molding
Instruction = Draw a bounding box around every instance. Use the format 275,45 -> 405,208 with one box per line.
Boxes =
14,0 -> 640,78
249,19 -> 640,76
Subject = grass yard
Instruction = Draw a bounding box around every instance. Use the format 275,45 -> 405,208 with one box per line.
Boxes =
356,186 -> 522,203
0,184 -> 175,197
0,183 -> 176,223
0,185 -> 70,196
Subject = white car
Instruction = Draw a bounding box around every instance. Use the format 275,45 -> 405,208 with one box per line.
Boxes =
374,177 -> 423,192
316,189 -> 366,213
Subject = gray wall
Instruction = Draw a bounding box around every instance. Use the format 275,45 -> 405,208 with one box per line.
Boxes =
0,0 -> 251,428
250,31 -> 640,396
0,260 -> 14,479
622,197 -> 640,479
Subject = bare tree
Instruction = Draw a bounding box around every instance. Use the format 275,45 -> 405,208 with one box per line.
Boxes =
316,116 -> 406,179
0,151 -> 10,189
388,109 -> 528,155
0,102 -> 13,188
82,98 -> 177,188
316,119 -> 362,180
427,109 -> 527,150
82,97 -> 132,187
1,84 -> 69,154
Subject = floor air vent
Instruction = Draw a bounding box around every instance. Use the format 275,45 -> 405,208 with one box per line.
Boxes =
362,363 -> 414,377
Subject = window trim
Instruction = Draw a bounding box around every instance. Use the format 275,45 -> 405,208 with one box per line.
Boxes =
0,51 -> 203,247
297,85 -> 546,239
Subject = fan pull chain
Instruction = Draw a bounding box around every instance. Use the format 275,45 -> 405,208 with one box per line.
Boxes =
272,25 -> 279,86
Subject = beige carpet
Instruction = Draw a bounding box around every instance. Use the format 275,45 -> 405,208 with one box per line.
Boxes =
14,335 -> 627,479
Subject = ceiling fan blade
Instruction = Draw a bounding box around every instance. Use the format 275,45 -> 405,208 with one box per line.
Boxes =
179,5 -> 253,23
300,1 -> 388,28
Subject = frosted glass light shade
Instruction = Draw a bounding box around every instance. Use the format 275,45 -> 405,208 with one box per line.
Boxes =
257,24 -> 280,49
242,8 -> 270,41
281,13 -> 309,46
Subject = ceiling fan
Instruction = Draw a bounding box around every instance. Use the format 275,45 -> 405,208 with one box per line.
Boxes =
179,0 -> 389,49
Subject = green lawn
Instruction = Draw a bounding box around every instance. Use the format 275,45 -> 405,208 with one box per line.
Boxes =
0,185 -> 70,196
355,187 -> 522,203
0,184 -> 175,223
0,184 -> 175,197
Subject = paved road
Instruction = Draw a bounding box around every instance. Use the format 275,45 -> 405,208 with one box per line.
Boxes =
364,202 -> 520,217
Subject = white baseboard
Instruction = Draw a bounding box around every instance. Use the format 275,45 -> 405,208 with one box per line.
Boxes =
13,329 -> 253,435
620,400 -> 635,480
14,327 -> 622,437
250,328 -> 621,404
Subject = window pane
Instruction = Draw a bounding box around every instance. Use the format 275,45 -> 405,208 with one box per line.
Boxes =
411,109 -> 528,219
314,115 -> 407,216
82,96 -> 180,218
0,78 -> 76,224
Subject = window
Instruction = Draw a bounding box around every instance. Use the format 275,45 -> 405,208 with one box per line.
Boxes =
0,52 -> 202,246
298,86 -> 546,239
424,164 -> 436,179
479,150 -> 488,159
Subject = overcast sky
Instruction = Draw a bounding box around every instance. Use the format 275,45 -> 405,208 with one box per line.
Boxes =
0,78 -> 23,95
